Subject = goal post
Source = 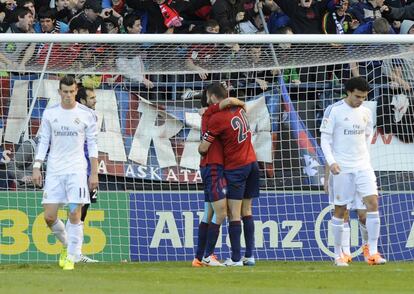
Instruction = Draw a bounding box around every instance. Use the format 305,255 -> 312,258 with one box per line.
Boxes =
0,34 -> 413,263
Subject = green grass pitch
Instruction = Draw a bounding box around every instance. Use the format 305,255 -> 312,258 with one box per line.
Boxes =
1,261 -> 413,294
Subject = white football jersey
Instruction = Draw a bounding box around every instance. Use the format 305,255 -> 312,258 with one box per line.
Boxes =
320,100 -> 373,172
35,102 -> 98,175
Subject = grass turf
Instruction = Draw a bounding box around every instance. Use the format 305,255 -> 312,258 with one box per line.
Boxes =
0,261 -> 413,294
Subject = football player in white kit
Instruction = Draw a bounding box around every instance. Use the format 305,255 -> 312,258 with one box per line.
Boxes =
320,77 -> 386,266
325,165 -> 369,263
32,75 -> 98,270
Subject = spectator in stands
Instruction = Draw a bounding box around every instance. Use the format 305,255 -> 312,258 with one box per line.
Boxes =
275,0 -> 328,34
0,8 -> 35,70
123,12 -> 142,34
103,13 -> 120,34
125,0 -> 171,33
353,17 -> 394,34
0,0 -> 17,33
323,0 -> 359,34
17,0 -> 35,20
185,19 -> 220,80
238,2 -> 270,34
267,3 -> 290,34
233,45 -> 278,97
69,13 -> 93,33
53,0 -> 73,24
34,7 -> 70,33
116,13 -> 154,89
382,20 -> 414,91
349,0 -> 385,24
351,18 -> 392,95
69,0 -> 105,33
69,0 -> 86,16
211,0 -> 245,33
382,2 -> 414,21
274,26 -> 301,85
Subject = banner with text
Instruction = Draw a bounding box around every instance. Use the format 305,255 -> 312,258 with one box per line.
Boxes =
130,192 -> 414,261
0,191 -> 129,262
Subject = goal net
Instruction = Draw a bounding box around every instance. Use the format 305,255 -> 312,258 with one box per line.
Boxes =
0,34 -> 413,263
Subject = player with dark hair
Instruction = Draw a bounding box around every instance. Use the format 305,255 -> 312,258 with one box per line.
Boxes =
33,75 -> 98,270
193,88 -> 245,267
320,76 -> 386,266
75,85 -> 99,263
199,82 -> 259,266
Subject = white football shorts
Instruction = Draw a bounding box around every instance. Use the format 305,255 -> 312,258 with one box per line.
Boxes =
42,173 -> 90,205
328,168 -> 377,207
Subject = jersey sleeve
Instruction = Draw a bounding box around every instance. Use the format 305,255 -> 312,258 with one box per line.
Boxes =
206,112 -> 225,137
365,107 -> 374,137
35,110 -> 51,161
320,105 -> 335,135
86,111 -> 98,158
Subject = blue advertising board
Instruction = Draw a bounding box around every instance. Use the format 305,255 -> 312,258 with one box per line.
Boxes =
130,192 -> 414,262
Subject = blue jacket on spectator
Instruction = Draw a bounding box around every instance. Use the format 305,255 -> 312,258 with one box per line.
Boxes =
268,12 -> 290,33
353,20 -> 395,34
349,1 -> 382,24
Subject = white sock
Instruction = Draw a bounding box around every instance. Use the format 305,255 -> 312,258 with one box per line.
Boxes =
331,217 -> 344,258
366,211 -> 380,255
359,222 -> 368,245
66,220 -> 84,261
51,219 -> 67,247
342,222 -> 351,255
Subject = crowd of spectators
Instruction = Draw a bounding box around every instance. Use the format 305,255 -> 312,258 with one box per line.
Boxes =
1,0 -> 414,98
1,0 -> 414,84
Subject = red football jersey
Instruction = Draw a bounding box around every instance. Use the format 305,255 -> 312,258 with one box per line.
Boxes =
207,107 -> 257,169
200,104 -> 224,167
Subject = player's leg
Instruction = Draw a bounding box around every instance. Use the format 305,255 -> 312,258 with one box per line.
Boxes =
78,190 -> 99,263
42,174 -> 68,267
64,173 -> 91,270
223,167 -> 246,266
241,198 -> 255,265
202,164 -> 227,266
193,201 -> 212,267
357,209 -> 369,261
331,172 -> 354,266
202,199 -> 226,267
64,203 -> 83,270
225,198 -> 243,266
241,162 -> 260,266
44,203 -> 68,267
358,169 -> 386,265
44,203 -> 67,246
341,209 -> 352,263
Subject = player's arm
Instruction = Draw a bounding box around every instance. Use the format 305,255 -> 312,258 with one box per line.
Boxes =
33,112 -> 51,187
218,97 -> 245,111
324,164 -> 330,194
365,109 -> 374,153
203,98 -> 246,118
86,112 -> 99,191
319,107 -> 340,175
19,43 -> 36,68
198,131 -> 214,156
